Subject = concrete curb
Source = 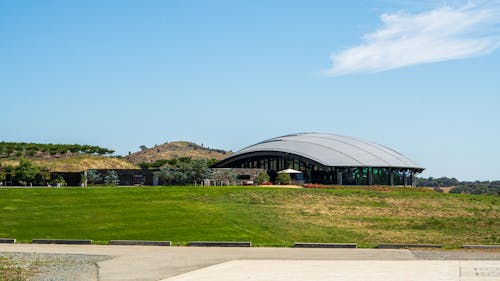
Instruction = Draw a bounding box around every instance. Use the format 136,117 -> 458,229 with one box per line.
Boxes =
0,238 -> 16,244
294,242 -> 357,248
109,240 -> 171,246
32,239 -> 92,245
377,243 -> 442,249
463,245 -> 500,249
188,241 -> 252,247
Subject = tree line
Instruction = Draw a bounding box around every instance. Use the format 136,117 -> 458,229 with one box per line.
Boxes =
417,176 -> 499,195
448,181 -> 500,195
147,157 -> 273,185
138,157 -> 219,170
0,142 -> 114,157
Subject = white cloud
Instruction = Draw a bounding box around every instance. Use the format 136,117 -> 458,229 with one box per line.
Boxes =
326,3 -> 500,76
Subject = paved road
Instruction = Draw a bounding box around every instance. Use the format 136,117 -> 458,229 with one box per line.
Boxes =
1,244 -> 499,281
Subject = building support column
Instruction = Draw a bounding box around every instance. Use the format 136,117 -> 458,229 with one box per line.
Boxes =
389,169 -> 394,186
368,168 -> 373,185
337,170 -> 343,185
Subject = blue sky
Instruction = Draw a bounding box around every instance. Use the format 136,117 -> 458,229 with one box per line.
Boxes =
1,0 -> 499,180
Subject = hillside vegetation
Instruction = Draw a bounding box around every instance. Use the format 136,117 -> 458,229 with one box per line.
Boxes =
126,141 -> 231,164
0,142 -> 114,158
0,142 -> 136,172
0,186 -> 497,247
417,177 -> 500,195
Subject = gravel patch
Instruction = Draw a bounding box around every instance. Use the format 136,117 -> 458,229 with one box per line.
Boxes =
410,249 -> 500,260
0,252 -> 111,281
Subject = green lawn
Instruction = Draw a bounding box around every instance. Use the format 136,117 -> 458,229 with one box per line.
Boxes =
0,186 -> 498,248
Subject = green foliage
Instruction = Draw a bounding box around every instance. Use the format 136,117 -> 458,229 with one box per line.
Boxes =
416,177 -> 460,187
139,159 -> 170,169
450,182 -> 500,195
418,176 -> 500,195
275,173 -> 291,185
138,155 -> 219,170
103,170 -> 120,186
0,162 -> 4,182
211,169 -> 238,182
86,170 -> 102,184
207,158 -> 219,166
0,142 -> 114,158
12,158 -> 49,186
254,171 -> 270,185
155,158 -> 211,185
50,175 -> 66,186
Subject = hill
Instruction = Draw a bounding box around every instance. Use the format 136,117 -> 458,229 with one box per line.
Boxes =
125,141 -> 231,164
0,186 -> 497,247
0,142 -> 136,172
1,156 -> 137,172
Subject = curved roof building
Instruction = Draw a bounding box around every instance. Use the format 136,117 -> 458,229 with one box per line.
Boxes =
212,133 -> 424,186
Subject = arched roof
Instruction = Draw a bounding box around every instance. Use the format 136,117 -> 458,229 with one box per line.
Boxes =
215,133 -> 424,170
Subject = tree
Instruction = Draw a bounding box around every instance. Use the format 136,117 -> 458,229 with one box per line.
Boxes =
155,169 -> 189,185
0,162 -> 5,184
86,170 -> 102,184
0,164 -> 13,186
13,158 -> 41,186
211,169 -> 238,184
139,145 -> 148,151
185,159 -> 211,183
155,158 -> 211,185
254,171 -> 270,185
103,170 -> 120,185
35,167 -> 51,185
275,173 -> 291,185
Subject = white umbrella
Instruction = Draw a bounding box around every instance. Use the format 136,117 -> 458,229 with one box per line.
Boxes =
277,168 -> 303,174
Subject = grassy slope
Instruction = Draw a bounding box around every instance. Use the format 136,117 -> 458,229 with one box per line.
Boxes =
1,156 -> 137,172
0,187 -> 497,247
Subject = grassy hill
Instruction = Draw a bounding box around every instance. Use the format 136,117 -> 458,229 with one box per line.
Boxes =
1,156 -> 137,172
0,142 -> 136,172
126,141 -> 231,164
0,186 -> 497,247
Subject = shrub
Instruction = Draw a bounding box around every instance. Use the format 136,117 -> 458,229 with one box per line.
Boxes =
275,173 -> 291,185
86,170 -> 102,184
51,175 -> 66,186
254,171 -> 270,185
103,170 -> 120,185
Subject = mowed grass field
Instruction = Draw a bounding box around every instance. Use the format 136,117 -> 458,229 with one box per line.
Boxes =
0,186 -> 498,248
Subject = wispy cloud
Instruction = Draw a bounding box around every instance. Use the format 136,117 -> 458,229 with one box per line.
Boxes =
326,3 -> 500,76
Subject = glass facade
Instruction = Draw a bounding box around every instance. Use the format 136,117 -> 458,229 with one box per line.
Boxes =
218,154 -> 417,186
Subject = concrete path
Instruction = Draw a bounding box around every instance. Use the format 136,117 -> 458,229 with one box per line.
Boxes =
162,260 -> 500,281
1,244 -> 499,281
